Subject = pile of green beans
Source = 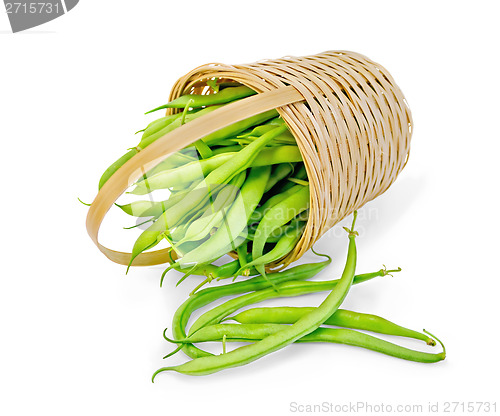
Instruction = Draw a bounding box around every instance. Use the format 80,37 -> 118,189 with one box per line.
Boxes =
92,80 -> 446,378
152,213 -> 445,378
99,82 -> 312,281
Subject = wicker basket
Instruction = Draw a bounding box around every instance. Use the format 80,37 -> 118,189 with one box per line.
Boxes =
86,50 -> 412,268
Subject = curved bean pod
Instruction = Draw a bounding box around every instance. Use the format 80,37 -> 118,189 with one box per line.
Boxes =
227,306 -> 434,345
98,149 -> 138,190
146,86 -> 256,111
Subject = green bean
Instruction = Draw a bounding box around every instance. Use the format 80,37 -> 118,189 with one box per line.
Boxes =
130,153 -> 234,195
193,138 -> 213,160
169,256 -> 258,287
130,144 -> 300,195
252,147 -> 302,166
169,258 -> 332,360
249,184 -> 305,223
152,214 -> 358,377
252,146 -> 302,165
212,145 -> 243,155
218,81 -> 244,89
160,263 -> 219,287
117,174 -> 207,218
138,105 -> 223,150
116,199 -> 163,218
179,235 -> 249,270
297,328 -> 445,363
252,185 -> 310,273
141,113 -> 183,141
268,162 -> 307,195
123,217 -> 154,230
171,324 -> 445,364
264,163 -> 295,193
266,117 -> 286,126
227,305 -> 434,345
172,323 -> 283,343
138,150 -> 198,180
118,180 -> 199,218
202,110 -> 279,145
236,223 -> 305,274
145,86 -> 256,112
161,254 -> 260,288
205,80 -> 243,91
246,219 -> 306,244
213,256 -> 257,280
174,313 -> 426,345
175,171 -> 246,245
237,123 -> 278,138
233,135 -> 296,147
126,220 -> 170,271
98,149 -> 138,190
236,241 -> 248,270
234,129 -> 296,146
291,163 -> 307,180
98,113 -> 182,189
176,165 -> 271,267
168,221 -> 190,243
288,178 -> 308,186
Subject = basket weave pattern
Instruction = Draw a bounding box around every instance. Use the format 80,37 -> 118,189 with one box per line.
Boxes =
167,51 -> 413,267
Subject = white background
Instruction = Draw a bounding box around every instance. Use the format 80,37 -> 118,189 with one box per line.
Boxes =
1,1 -> 499,415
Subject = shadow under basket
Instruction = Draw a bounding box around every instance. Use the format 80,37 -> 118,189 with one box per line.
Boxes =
86,50 -> 413,269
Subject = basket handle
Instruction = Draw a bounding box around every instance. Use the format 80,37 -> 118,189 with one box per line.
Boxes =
86,85 -> 304,266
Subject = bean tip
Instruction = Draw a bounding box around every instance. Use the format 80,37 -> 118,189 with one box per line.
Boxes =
151,367 -> 175,382
423,329 -> 446,358
77,197 -> 91,207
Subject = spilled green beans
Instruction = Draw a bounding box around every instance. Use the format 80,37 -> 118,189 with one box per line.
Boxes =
168,258 -> 332,360
152,214 -> 358,377
87,83 -> 445,379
